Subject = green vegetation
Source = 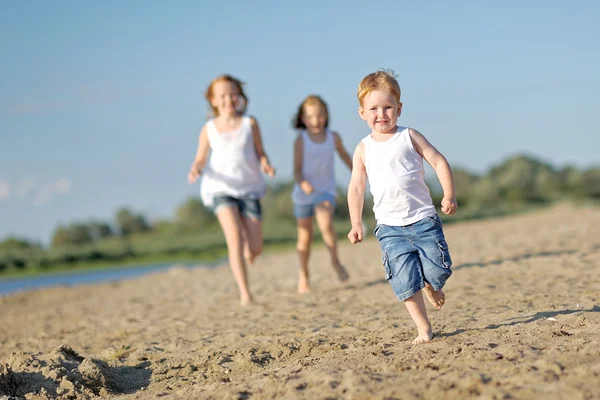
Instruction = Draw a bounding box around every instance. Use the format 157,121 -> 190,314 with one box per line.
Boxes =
1,153 -> 599,278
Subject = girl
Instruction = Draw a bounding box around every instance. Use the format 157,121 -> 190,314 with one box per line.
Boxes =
291,95 -> 353,293
188,74 -> 275,306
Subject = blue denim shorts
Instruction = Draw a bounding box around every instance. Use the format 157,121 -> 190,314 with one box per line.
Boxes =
374,214 -> 452,301
293,192 -> 337,219
211,195 -> 262,220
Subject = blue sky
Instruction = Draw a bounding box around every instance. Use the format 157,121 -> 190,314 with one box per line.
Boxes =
1,1 -> 598,244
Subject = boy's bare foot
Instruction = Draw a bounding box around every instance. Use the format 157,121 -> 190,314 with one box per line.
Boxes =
333,263 -> 350,282
423,284 -> 445,310
412,324 -> 433,345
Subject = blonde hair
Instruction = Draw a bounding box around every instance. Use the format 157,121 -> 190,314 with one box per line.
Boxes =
204,74 -> 248,116
357,69 -> 401,106
293,95 -> 329,129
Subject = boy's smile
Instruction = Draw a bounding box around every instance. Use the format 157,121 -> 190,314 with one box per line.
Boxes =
359,89 -> 402,134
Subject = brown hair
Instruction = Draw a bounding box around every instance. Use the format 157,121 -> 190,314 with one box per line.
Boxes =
204,74 -> 248,116
293,95 -> 329,130
357,69 -> 401,106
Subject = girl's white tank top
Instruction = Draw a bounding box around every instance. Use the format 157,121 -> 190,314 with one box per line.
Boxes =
291,130 -> 337,205
200,116 -> 265,207
362,126 -> 436,226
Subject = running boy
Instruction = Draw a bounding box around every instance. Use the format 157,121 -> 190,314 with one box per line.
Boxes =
347,69 -> 457,344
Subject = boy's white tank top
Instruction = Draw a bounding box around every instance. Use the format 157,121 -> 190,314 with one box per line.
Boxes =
291,130 -> 337,205
200,116 -> 265,207
362,126 -> 436,226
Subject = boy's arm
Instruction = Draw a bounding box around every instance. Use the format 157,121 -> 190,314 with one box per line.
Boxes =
409,128 -> 457,215
188,126 -> 210,183
333,132 -> 353,170
250,117 -> 275,177
347,142 -> 367,243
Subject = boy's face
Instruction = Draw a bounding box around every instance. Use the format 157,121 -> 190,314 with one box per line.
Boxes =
358,89 -> 402,134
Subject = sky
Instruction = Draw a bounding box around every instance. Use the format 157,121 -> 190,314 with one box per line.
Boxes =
1,1 -> 598,244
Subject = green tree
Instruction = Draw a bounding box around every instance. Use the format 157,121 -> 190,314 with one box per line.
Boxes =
115,208 -> 150,236
88,221 -> 113,240
0,237 -> 39,251
452,167 -> 480,207
174,197 -> 216,231
580,167 -> 600,199
488,154 -> 556,203
50,223 -> 93,247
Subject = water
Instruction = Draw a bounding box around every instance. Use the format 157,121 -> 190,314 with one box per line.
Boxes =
0,262 -> 203,296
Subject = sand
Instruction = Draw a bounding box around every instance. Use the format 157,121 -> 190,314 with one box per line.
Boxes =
1,204 -> 599,400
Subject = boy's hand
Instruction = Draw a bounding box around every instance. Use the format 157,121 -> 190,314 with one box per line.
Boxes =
261,159 -> 276,177
348,224 -> 364,244
300,180 -> 314,195
441,196 -> 458,215
188,166 -> 202,184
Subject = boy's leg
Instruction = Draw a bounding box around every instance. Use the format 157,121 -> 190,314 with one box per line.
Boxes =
423,283 -> 445,310
414,215 -> 452,310
404,291 -> 433,344
296,217 -> 313,293
216,205 -> 252,306
314,201 -> 349,282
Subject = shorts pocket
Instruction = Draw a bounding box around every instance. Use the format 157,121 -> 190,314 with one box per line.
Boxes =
373,225 -> 382,238
382,251 -> 393,280
436,239 -> 452,268
425,214 -> 442,227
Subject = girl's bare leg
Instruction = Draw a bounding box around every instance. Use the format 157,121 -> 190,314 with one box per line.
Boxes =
216,206 -> 252,306
241,215 -> 263,266
296,217 -> 313,293
314,201 -> 349,282
404,291 -> 433,344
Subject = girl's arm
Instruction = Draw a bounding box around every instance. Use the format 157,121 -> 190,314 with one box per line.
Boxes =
333,132 -> 353,170
294,135 -> 313,194
409,128 -> 457,215
188,126 -> 210,184
250,117 -> 275,177
347,142 -> 367,243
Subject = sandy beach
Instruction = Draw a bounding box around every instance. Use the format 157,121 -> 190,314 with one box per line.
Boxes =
1,204 -> 599,399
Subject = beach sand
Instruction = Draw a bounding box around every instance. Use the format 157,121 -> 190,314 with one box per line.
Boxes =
1,204 -> 599,399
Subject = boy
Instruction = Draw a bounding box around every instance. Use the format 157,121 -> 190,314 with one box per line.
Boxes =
347,69 -> 457,344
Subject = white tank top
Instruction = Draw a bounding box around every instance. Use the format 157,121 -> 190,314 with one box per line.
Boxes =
291,130 -> 337,205
362,126 -> 435,226
200,116 -> 265,207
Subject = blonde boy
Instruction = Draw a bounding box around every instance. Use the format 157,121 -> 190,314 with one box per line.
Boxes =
347,69 -> 457,344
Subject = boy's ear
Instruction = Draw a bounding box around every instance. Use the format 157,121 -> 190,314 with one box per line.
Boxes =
358,107 -> 367,121
397,102 -> 403,116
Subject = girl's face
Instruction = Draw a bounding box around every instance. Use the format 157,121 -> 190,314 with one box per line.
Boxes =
301,103 -> 328,135
210,80 -> 242,116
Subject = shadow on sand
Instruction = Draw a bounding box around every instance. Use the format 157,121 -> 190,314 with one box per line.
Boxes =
439,306 -> 600,338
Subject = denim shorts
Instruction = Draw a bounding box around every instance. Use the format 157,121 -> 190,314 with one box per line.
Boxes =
211,195 -> 262,220
293,192 -> 337,219
374,214 -> 452,301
